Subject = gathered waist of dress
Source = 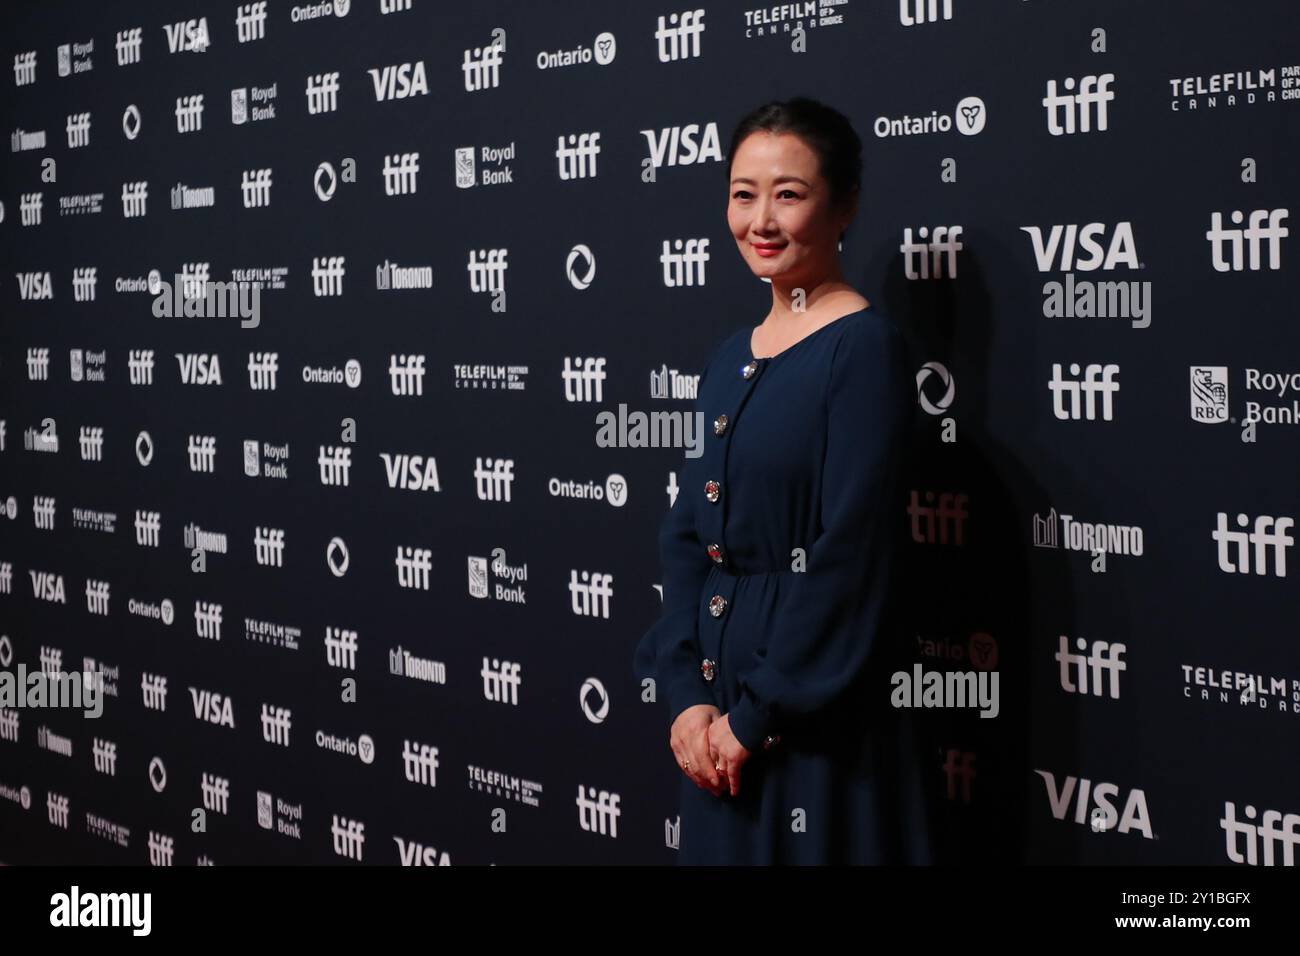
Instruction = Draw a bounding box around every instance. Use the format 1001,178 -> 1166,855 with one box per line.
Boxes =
711,563 -> 798,580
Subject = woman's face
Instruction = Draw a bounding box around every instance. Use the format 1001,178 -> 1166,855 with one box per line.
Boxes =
727,131 -> 851,286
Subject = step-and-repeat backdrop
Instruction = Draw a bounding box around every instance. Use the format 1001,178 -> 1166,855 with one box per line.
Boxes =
1,0 -> 1296,865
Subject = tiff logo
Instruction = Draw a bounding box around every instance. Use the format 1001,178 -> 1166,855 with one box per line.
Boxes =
318,446 -> 352,485
48,792 -> 70,828
147,831 -> 174,866
388,354 -> 425,395
66,112 -> 91,148
194,601 -> 223,640
395,546 -> 432,590
908,491 -> 969,545
481,658 -> 521,704
402,740 -> 438,787
331,815 -> 365,861
306,72 -> 340,114
1221,801 -> 1300,866
576,785 -> 621,838
27,347 -> 51,379
901,225 -> 963,279
1049,363 -> 1120,420
92,738 -> 118,775
135,510 -> 161,547
236,2 -> 268,43
473,457 -> 514,501
466,249 -> 508,295
562,357 -> 606,402
241,168 -> 272,207
261,704 -> 291,746
175,94 -> 204,133
655,9 -> 705,62
248,351 -> 278,389
85,579 -> 110,615
14,51 -> 38,86
325,627 -> 358,670
900,0 -> 954,25
20,192 -> 43,225
141,673 -> 167,711
254,527 -> 285,567
116,28 -> 143,65
660,238 -> 709,286
33,496 -> 56,530
569,570 -> 614,618
128,350 -> 155,385
1213,513 -> 1293,578
382,153 -> 419,195
121,181 -> 148,217
72,267 -> 98,301
1043,73 -> 1115,135
1056,637 -> 1126,698
1206,209 -> 1288,272
556,132 -> 601,180
311,256 -> 345,295
80,426 -> 104,461
201,772 -> 230,813
462,43 -> 502,91
187,435 -> 217,472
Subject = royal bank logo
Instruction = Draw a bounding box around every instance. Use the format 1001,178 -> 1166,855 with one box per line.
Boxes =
57,40 -> 94,77
243,440 -> 289,479
455,143 -> 516,188
467,551 -> 527,603
1190,366 -> 1229,423
231,83 -> 277,124
257,791 -> 303,838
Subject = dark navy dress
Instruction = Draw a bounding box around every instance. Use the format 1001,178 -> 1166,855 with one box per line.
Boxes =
633,306 -> 935,864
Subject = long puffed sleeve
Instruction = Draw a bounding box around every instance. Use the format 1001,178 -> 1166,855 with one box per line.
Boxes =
633,359 -> 720,728
726,316 -> 911,753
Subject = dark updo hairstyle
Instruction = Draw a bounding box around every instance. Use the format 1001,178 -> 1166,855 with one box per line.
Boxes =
725,97 -> 863,243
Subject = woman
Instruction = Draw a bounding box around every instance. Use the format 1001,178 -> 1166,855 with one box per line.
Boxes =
633,98 -> 934,864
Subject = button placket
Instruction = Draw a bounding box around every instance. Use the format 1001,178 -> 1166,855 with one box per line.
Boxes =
697,354 -> 767,686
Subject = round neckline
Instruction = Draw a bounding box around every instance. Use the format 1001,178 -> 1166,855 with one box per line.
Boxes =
748,305 -> 872,361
